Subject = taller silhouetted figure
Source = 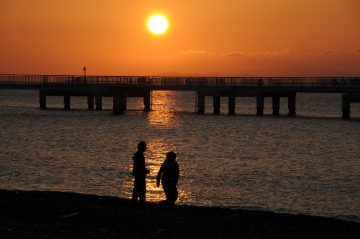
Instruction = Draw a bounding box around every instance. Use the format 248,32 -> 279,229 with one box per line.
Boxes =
157,151 -> 179,207
131,141 -> 150,207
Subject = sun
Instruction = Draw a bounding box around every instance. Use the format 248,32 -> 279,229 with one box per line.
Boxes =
147,14 -> 169,35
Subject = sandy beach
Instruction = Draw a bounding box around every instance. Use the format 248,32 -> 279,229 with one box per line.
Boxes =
0,189 -> 359,239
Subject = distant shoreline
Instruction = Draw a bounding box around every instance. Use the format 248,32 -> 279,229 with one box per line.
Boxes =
1,189 -> 359,239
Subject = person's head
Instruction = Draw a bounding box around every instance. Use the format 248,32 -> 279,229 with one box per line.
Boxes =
166,151 -> 176,162
137,141 -> 146,152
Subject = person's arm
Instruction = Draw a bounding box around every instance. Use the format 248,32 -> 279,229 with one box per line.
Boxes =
156,164 -> 164,187
174,163 -> 180,185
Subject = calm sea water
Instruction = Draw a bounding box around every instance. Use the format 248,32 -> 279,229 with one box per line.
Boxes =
0,90 -> 359,222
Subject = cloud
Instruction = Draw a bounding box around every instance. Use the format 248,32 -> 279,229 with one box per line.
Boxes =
223,49 -> 297,58
324,49 -> 334,54
222,51 -> 249,58
181,49 -> 300,58
180,50 -> 210,56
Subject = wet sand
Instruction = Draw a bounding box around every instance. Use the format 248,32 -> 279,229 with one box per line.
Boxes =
1,189 -> 359,239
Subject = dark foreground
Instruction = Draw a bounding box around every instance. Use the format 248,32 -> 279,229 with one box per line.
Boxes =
1,189 -> 359,239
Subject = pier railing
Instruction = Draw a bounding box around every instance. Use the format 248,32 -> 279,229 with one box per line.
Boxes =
0,74 -> 359,88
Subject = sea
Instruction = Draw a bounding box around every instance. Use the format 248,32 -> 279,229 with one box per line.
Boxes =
0,90 -> 359,222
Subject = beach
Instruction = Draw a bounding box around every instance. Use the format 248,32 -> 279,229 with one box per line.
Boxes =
1,189 -> 359,239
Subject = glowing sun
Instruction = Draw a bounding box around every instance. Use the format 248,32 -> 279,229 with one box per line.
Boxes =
147,14 -> 169,35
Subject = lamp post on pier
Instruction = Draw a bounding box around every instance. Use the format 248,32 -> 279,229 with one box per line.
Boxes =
83,66 -> 87,84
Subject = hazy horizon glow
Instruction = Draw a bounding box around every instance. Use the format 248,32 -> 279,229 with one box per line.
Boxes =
0,0 -> 359,76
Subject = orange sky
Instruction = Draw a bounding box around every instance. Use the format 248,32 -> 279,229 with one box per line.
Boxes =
1,0 -> 359,76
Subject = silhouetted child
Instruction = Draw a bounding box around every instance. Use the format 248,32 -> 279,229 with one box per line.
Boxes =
156,151 -> 179,207
131,141 -> 150,206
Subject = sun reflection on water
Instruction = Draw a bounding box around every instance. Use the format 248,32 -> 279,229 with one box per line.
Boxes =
147,91 -> 183,129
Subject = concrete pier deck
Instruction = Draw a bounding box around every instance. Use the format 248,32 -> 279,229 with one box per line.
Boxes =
1,75 -> 360,118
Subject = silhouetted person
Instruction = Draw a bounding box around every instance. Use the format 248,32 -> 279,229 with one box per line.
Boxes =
156,151 -> 179,207
131,141 -> 150,206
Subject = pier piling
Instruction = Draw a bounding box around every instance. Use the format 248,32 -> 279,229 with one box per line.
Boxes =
64,96 -> 70,110
272,94 -> 280,116
228,96 -> 236,116
144,92 -> 151,112
213,96 -> 221,115
197,94 -> 205,114
288,93 -> 296,117
96,94 -> 102,111
256,94 -> 264,116
342,93 -> 360,119
87,96 -> 94,110
39,92 -> 46,109
113,95 -> 126,114
342,94 -> 350,119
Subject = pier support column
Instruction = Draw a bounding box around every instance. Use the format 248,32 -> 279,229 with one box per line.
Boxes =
39,92 -> 46,110
256,93 -> 264,116
197,94 -> 205,114
228,96 -> 235,116
64,96 -> 71,110
87,95 -> 94,110
113,95 -> 126,114
342,94 -> 350,119
144,91 -> 151,112
288,93 -> 296,117
96,94 -> 102,111
213,96 -> 220,115
272,94 -> 280,116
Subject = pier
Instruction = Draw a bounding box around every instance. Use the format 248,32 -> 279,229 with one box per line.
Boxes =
1,74 -> 360,118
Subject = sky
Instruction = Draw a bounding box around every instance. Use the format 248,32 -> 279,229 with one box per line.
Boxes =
1,0 -> 359,76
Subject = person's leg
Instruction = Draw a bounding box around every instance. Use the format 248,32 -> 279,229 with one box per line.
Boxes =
139,181 -> 146,206
164,185 -> 177,206
173,186 -> 178,202
163,185 -> 170,202
169,186 -> 178,207
132,181 -> 138,204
